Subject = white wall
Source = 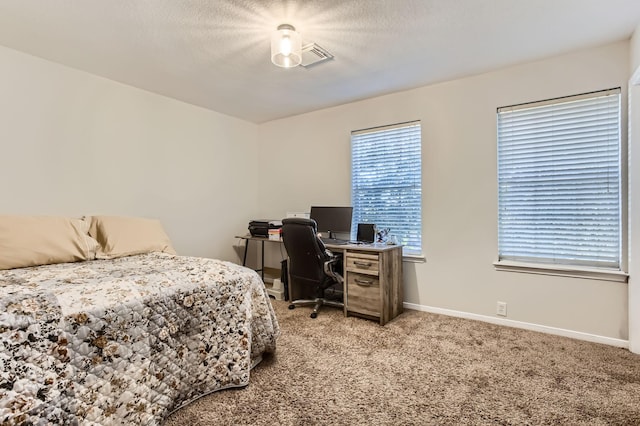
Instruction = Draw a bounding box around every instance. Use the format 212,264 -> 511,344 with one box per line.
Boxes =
1,36 -> 634,344
0,45 -> 259,262
628,25 -> 640,353
632,25 -> 640,72
257,41 -> 631,342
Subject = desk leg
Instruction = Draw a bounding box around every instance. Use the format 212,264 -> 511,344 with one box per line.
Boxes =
242,239 -> 249,266
260,240 -> 265,281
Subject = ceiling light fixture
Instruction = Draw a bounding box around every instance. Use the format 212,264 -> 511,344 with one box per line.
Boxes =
271,24 -> 302,68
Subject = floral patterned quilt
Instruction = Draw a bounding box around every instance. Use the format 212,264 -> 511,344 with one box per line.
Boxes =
0,253 -> 279,425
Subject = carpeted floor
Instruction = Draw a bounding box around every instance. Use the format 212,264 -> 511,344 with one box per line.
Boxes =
165,300 -> 640,425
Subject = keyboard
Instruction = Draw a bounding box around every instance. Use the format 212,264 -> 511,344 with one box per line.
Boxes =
320,237 -> 350,245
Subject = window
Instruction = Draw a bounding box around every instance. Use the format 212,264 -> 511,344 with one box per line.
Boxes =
351,121 -> 422,255
497,88 -> 621,270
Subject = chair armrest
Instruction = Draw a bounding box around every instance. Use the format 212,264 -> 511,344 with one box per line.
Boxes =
324,255 -> 343,285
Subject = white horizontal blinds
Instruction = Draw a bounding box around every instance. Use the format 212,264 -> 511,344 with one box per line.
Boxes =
497,89 -> 621,268
351,121 -> 422,254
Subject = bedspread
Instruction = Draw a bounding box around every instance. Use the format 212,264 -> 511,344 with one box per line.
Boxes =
0,253 -> 279,425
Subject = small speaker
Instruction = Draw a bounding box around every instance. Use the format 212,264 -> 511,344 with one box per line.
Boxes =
357,223 -> 376,243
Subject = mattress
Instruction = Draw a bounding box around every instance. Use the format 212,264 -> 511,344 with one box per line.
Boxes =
0,253 -> 279,425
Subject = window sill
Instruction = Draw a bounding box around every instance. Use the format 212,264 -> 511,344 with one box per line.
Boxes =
403,254 -> 426,263
493,260 -> 628,283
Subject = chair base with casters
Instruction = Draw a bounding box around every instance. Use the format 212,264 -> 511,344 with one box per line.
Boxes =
287,259 -> 344,318
288,298 -> 343,319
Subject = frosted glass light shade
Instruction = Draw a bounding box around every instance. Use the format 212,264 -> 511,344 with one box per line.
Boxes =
271,24 -> 302,68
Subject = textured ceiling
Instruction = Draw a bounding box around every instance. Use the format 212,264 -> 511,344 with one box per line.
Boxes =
1,0 -> 640,123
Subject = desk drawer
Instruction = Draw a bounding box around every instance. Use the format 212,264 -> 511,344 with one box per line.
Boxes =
347,272 -> 380,316
345,252 -> 379,275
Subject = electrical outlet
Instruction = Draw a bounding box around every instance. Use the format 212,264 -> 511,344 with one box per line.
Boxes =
496,301 -> 507,316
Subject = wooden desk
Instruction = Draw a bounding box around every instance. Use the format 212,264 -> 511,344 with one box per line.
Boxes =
325,242 -> 403,325
236,235 -> 403,325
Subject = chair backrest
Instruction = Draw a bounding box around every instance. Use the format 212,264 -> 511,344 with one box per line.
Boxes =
281,218 -> 330,287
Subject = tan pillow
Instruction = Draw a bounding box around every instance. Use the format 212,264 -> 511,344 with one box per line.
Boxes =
0,216 -> 99,270
88,215 -> 176,259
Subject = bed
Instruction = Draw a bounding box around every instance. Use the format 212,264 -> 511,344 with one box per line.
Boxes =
0,215 -> 279,425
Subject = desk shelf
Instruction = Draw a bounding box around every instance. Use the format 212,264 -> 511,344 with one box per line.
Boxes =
235,235 -> 283,282
262,266 -> 281,282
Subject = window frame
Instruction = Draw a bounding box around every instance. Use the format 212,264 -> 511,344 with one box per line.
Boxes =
350,120 -> 423,257
494,88 -> 628,282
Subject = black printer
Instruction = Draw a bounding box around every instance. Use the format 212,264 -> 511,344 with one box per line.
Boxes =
248,220 -> 282,237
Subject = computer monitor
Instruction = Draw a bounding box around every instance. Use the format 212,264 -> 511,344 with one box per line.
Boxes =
309,206 -> 353,239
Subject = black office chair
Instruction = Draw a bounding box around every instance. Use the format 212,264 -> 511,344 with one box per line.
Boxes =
281,218 -> 344,318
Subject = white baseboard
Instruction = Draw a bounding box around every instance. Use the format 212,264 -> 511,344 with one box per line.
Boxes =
403,302 -> 629,349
